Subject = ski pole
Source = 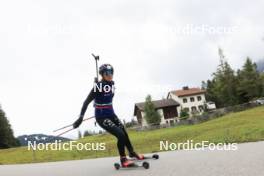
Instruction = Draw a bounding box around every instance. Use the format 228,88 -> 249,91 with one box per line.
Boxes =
53,124 -> 72,133
91,53 -> 99,83
53,116 -> 95,133
56,116 -> 94,136
56,127 -> 75,137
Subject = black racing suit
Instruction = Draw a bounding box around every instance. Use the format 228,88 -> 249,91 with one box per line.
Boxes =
80,80 -> 134,157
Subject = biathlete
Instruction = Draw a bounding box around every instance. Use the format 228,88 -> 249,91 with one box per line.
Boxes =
73,64 -> 144,167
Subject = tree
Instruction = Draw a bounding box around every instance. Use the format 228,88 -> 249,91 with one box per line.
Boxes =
204,48 -> 238,107
202,79 -> 222,107
237,58 -> 263,102
203,48 -> 264,107
143,95 -> 161,126
0,105 -> 20,149
260,73 -> 264,96
180,108 -> 189,119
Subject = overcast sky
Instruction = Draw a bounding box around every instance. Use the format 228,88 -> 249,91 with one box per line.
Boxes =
0,0 -> 263,138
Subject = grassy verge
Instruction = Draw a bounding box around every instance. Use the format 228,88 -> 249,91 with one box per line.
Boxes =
0,106 -> 264,164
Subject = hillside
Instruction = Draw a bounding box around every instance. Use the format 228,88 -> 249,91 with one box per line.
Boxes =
0,106 -> 264,164
17,134 -> 70,146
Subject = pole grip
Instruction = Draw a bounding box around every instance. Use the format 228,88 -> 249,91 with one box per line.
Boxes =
91,53 -> 99,82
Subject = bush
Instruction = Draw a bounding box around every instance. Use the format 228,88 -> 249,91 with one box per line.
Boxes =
180,109 -> 189,119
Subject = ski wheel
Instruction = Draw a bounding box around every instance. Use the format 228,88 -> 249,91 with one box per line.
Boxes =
142,162 -> 150,169
152,154 -> 159,160
114,163 -> 120,170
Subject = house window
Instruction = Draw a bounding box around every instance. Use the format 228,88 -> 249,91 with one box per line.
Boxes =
191,106 -> 197,112
197,96 -> 202,101
183,98 -> 187,103
198,105 -> 204,112
183,107 -> 189,112
190,97 -> 195,102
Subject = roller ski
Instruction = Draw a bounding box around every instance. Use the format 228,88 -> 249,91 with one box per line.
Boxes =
114,157 -> 150,170
128,152 -> 159,161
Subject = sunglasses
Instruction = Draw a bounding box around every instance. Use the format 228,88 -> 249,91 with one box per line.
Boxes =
104,70 -> 113,76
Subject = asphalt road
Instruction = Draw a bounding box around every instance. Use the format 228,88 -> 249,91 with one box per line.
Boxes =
0,141 -> 264,176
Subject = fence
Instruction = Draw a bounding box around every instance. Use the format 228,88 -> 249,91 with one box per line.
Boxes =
133,102 -> 262,131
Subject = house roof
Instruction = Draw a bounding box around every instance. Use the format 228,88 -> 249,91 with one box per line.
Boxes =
169,87 -> 206,97
134,99 -> 180,115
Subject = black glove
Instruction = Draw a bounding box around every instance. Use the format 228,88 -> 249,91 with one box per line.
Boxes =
73,115 -> 84,129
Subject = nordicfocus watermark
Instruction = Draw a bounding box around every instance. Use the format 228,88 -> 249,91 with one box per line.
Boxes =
28,140 -> 106,151
93,83 -> 115,93
160,140 -> 238,151
169,24 -> 238,35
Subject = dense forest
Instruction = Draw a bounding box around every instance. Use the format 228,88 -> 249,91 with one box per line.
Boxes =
202,48 -> 264,108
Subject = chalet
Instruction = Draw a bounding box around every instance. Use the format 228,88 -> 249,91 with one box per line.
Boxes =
134,99 -> 180,127
167,86 -> 214,116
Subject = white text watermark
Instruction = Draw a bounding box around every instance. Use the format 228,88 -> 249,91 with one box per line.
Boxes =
28,140 -> 106,151
160,140 -> 238,151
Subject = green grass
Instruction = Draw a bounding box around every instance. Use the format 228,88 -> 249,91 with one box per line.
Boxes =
1,106 -> 264,164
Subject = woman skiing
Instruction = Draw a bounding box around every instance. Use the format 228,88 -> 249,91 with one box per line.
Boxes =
73,64 -> 143,167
